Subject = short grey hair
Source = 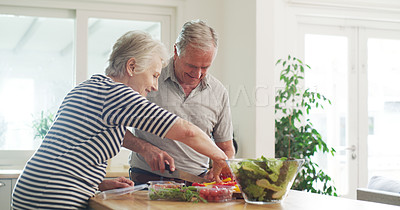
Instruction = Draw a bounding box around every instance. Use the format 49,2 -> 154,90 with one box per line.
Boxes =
106,30 -> 168,78
175,19 -> 218,57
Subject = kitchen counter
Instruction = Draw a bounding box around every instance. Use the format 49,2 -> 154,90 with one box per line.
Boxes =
104,165 -> 129,178
0,170 -> 22,179
89,190 -> 400,210
0,167 -> 128,179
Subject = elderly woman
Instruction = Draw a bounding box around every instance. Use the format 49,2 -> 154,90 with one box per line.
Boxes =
12,31 -> 228,209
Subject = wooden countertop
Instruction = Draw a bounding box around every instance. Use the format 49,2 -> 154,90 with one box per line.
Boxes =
89,190 -> 400,210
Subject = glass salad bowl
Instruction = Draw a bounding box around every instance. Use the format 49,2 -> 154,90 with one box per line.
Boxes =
226,157 -> 304,204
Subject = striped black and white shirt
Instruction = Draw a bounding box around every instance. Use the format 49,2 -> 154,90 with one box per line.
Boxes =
12,74 -> 178,209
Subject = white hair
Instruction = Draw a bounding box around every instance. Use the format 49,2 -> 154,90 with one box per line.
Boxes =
105,30 -> 168,78
175,19 -> 218,57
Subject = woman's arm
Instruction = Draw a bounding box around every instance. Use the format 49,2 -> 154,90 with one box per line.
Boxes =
216,140 -> 235,159
164,118 -> 228,183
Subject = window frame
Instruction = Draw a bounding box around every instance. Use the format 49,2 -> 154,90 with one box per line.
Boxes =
0,1 -> 178,169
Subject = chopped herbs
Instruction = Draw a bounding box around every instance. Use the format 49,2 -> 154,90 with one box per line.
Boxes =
149,186 -> 207,203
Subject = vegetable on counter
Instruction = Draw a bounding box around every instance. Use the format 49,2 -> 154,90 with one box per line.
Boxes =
192,177 -> 240,193
148,184 -> 207,203
198,186 -> 234,202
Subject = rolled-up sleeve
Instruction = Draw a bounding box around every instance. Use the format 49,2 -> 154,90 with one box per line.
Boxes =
102,84 -> 178,138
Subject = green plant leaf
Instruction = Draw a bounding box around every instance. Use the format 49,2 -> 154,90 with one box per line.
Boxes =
275,55 -> 336,196
32,111 -> 54,140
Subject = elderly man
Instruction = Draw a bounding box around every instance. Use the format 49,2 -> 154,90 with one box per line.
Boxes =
126,20 -> 234,184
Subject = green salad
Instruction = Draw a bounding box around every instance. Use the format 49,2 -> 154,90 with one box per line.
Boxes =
229,157 -> 301,202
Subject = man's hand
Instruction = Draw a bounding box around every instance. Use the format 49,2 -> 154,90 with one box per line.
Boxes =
98,177 -> 134,191
122,129 -> 175,173
141,145 -> 175,173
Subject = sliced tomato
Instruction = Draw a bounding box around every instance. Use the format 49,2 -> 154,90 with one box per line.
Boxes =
199,188 -> 209,196
210,189 -> 218,196
192,182 -> 206,187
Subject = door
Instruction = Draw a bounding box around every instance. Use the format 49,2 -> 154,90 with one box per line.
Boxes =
299,24 -> 358,198
360,28 -> 400,183
299,20 -> 400,198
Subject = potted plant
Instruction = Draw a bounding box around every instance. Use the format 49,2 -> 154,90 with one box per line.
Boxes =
274,55 -> 337,196
32,111 -> 54,140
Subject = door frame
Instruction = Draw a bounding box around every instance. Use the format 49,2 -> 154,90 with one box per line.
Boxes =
296,15 -> 400,198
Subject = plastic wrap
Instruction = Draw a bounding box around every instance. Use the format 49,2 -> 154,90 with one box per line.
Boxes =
97,184 -> 148,200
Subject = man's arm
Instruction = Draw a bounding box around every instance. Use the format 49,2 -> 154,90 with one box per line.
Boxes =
164,118 -> 228,183
122,129 -> 175,173
216,140 -> 235,159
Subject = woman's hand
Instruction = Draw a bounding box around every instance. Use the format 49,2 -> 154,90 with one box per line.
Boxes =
210,159 -> 229,183
205,164 -> 232,181
98,177 -> 134,191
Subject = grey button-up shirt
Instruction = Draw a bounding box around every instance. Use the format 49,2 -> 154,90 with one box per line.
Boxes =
129,58 -> 233,176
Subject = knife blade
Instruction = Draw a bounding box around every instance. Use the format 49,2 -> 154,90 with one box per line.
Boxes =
164,164 -> 208,183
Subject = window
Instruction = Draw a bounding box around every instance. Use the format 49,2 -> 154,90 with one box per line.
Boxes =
87,18 -> 161,77
0,14 -> 75,151
0,2 -> 173,168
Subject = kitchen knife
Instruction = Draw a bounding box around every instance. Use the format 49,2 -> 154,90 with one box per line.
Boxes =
164,164 -> 208,183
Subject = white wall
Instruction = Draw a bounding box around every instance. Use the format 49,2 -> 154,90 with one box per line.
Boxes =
3,0 -> 399,165
183,0 -> 278,158
179,0 -> 224,80
220,0 -> 258,158
185,0 -> 400,159
0,0 -> 280,162
101,0 -> 278,164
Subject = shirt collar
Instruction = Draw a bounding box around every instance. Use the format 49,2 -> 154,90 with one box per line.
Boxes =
91,74 -> 111,82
